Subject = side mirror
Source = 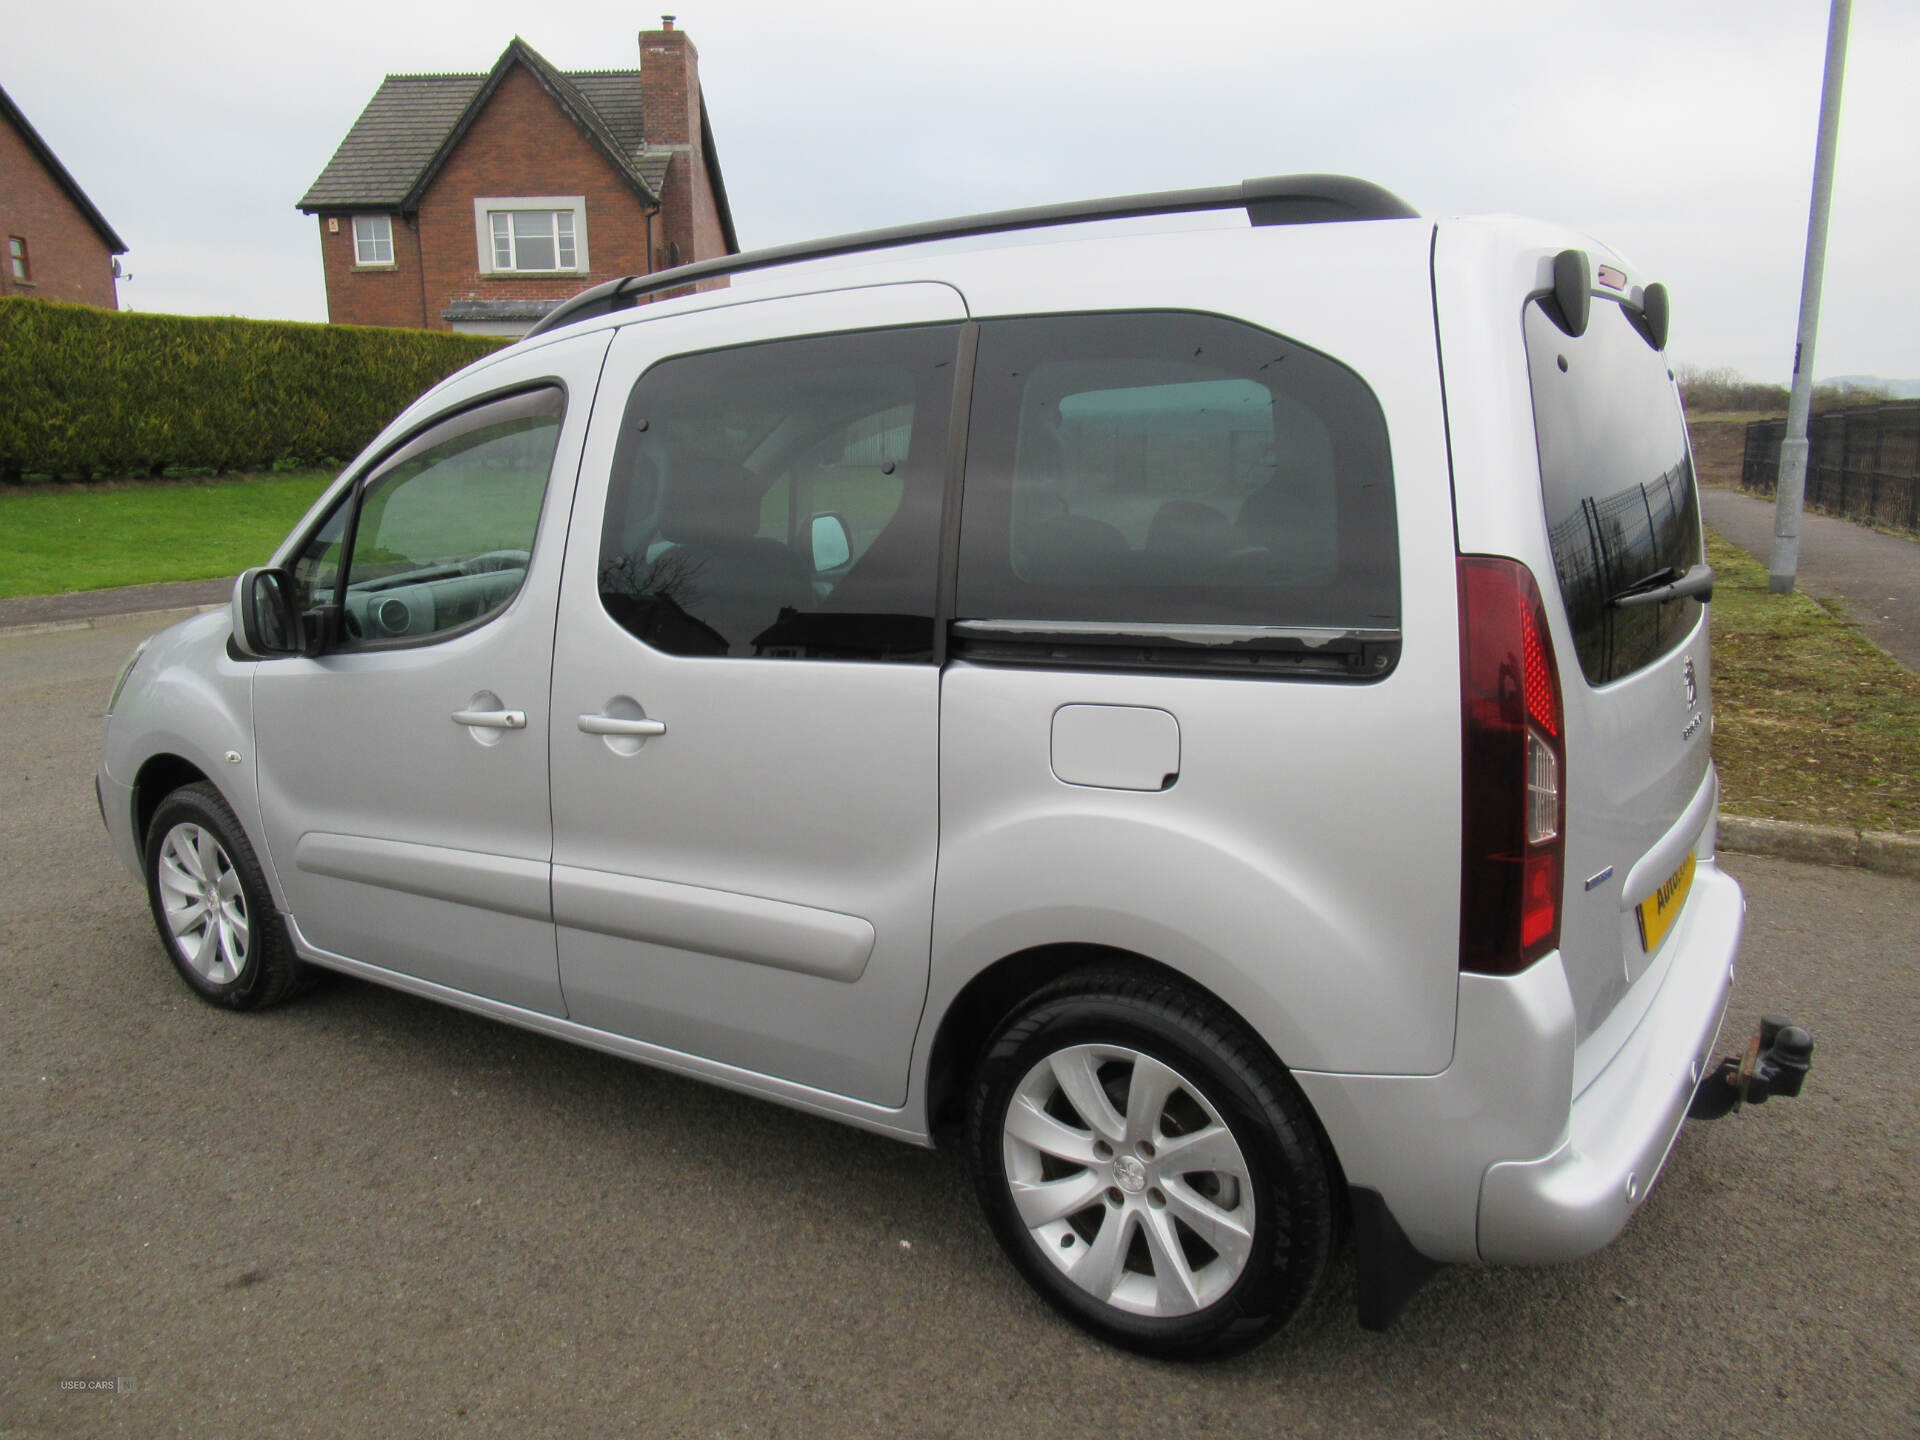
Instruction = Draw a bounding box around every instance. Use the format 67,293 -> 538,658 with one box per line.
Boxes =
810,512 -> 852,573
230,567 -> 304,659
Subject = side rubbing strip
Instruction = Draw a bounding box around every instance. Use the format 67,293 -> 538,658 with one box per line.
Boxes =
293,833 -> 552,922
553,865 -> 877,983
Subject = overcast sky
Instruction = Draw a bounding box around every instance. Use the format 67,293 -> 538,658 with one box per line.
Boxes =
8,0 -> 1915,384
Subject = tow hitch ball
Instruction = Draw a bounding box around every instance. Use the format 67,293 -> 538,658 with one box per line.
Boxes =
1689,1016 -> 1815,1121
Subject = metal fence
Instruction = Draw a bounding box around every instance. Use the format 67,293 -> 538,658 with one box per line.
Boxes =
1742,403 -> 1920,534
1546,460 -> 1700,680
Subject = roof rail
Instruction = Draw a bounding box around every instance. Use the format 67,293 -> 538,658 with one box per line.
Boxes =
523,173 -> 1417,339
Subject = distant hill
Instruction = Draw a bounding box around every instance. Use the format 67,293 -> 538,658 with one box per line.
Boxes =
1826,376 -> 1920,400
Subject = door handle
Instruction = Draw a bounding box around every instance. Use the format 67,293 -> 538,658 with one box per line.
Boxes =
578,713 -> 667,738
451,708 -> 527,730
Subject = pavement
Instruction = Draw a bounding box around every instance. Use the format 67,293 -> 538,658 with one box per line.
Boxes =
1700,485 -> 1920,673
0,576 -> 233,637
2,613 -> 1916,1440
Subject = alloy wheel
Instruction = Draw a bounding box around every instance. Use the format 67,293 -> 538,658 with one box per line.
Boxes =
155,822 -> 251,985
1001,1043 -> 1255,1318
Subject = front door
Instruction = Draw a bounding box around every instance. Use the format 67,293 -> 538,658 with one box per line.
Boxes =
253,335 -> 610,1013
548,287 -> 965,1105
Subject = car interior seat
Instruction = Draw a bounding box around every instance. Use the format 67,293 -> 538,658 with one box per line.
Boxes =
649,457 -> 812,654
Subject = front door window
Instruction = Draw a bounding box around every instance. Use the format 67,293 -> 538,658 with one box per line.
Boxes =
292,388 -> 562,646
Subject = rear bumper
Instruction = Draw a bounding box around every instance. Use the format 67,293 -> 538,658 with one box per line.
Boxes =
1294,859 -> 1742,1266
1477,861 -> 1741,1262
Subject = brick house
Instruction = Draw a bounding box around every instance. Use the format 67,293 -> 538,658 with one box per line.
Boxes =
0,81 -> 127,308
298,20 -> 735,336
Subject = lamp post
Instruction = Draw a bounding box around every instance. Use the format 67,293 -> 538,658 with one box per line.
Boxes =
1769,0 -> 1852,594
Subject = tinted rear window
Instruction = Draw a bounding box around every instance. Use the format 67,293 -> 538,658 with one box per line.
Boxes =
955,312 -> 1398,633
1525,297 -> 1701,685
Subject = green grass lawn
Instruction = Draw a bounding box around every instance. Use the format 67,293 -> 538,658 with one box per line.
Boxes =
0,471 -> 335,599
1707,531 -> 1920,835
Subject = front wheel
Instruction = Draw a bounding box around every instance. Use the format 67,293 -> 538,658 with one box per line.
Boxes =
144,782 -> 313,1010
967,971 -> 1336,1358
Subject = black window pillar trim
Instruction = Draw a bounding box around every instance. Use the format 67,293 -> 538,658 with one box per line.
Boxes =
932,320 -> 981,669
320,472 -> 370,654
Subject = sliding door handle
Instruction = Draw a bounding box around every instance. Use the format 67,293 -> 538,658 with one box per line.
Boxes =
578,713 -> 667,738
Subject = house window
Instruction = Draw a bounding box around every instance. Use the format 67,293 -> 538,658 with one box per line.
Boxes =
352,216 -> 394,267
8,236 -> 27,281
491,210 -> 575,271
473,197 -> 588,274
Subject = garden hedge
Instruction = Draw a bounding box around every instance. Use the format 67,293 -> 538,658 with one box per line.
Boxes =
0,298 -> 509,480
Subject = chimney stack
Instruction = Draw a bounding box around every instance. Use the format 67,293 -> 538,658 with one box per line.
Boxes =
639,19 -> 698,149
638,19 -> 710,273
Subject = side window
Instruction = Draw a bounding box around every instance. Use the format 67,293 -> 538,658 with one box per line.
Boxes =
598,324 -> 959,660
955,313 -> 1398,635
291,387 -> 563,646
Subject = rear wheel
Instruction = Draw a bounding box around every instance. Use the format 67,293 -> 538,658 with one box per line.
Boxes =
144,782 -> 313,1010
967,970 -> 1336,1358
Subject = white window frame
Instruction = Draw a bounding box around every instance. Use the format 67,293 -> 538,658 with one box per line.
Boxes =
473,196 -> 589,275
351,215 -> 394,268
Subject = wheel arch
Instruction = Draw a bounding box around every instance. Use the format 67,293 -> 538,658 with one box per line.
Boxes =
132,752 -> 214,851
127,750 -> 290,913
922,942 -> 1323,1154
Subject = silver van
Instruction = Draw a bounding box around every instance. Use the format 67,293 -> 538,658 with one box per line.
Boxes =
98,175 -> 1812,1357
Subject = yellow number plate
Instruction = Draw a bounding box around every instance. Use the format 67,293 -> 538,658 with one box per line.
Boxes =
1637,850 -> 1696,953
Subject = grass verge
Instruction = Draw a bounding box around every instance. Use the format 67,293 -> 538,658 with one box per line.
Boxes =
1708,531 -> 1920,835
0,471 -> 333,599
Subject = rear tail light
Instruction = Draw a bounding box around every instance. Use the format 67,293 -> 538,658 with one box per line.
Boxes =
1459,556 -> 1566,974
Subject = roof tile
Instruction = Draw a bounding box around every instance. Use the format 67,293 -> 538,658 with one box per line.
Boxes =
299,74 -> 483,210
298,56 -> 650,212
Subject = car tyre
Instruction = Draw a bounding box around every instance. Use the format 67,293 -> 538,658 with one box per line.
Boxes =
967,969 -> 1336,1358
144,782 -> 314,1010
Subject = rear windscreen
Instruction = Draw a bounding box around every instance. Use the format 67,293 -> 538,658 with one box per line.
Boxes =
1524,297 -> 1702,685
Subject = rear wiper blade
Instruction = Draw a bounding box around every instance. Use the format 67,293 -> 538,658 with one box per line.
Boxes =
1613,565 -> 1676,596
1610,562 -> 1714,608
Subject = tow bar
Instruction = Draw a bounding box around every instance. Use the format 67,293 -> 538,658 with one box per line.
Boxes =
1689,1015 -> 1815,1120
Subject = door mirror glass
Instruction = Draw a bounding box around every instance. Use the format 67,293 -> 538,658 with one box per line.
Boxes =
232,567 -> 303,659
810,512 -> 852,573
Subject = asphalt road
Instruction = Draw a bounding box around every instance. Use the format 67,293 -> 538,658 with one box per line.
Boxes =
3,616 -> 1915,1440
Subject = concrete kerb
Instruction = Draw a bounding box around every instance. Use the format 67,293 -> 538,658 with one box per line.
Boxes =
1720,814 -> 1920,880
